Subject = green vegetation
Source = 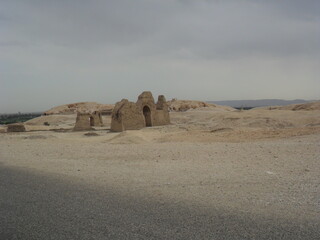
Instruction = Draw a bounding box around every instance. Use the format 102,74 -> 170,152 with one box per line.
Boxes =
0,113 -> 42,125
234,107 -> 253,110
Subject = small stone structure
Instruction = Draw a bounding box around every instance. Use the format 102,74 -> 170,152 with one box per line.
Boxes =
111,91 -> 170,132
91,111 -> 103,127
73,111 -> 103,131
7,123 -> 26,132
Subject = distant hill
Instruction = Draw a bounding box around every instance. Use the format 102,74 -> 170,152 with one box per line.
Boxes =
207,99 -> 317,108
43,102 -> 114,115
167,99 -> 235,112
264,101 -> 320,111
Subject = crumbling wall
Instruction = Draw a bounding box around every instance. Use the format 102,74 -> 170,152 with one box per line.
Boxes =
154,95 -> 170,126
136,91 -> 156,111
154,110 -> 170,126
111,99 -> 145,132
7,123 -> 26,132
73,113 -> 92,131
91,111 -> 103,127
73,111 -> 103,131
156,95 -> 167,110
110,92 -> 170,132
136,91 -> 157,127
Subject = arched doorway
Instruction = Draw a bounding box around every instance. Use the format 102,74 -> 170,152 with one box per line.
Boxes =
143,106 -> 152,127
89,116 -> 94,126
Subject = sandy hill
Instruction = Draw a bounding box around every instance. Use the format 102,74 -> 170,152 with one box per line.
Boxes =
258,101 -> 320,111
277,101 -> 320,111
44,102 -> 114,115
44,99 -> 235,115
167,99 -> 235,112
208,99 -> 314,108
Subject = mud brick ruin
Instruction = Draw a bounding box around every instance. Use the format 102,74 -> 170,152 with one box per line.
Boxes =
111,91 -> 170,132
6,123 -> 26,132
73,111 -> 103,131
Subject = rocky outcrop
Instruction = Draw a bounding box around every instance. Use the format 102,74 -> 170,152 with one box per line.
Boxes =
167,99 -> 211,112
167,99 -> 235,112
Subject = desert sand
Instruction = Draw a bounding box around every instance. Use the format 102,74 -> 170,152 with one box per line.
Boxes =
0,101 -> 319,239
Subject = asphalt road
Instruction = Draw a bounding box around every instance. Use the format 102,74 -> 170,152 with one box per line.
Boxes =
0,165 -> 319,240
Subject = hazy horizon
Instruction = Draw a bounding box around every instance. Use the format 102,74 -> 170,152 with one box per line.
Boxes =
1,98 -> 318,114
1,0 -> 319,113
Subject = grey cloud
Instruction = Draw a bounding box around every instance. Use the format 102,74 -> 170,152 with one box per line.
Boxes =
0,0 -> 319,112
1,0 -> 180,47
1,0 -> 319,59
123,0 -> 320,60
260,0 -> 320,20
0,40 -> 32,47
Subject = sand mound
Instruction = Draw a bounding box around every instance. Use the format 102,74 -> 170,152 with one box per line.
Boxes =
25,114 -> 76,127
44,102 -> 114,115
170,106 -> 320,132
84,132 -> 100,137
258,101 -> 320,111
167,99 -> 235,112
279,101 -> 320,111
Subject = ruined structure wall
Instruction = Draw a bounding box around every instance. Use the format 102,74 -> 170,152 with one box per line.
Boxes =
110,118 -> 124,132
7,123 -> 26,132
136,91 -> 156,112
73,113 -> 92,131
156,95 -> 167,110
111,99 -> 127,132
153,110 -> 170,126
153,95 -> 170,126
91,112 -> 103,127
111,99 -> 145,132
99,113 -> 103,126
110,92 -> 171,132
123,112 -> 145,130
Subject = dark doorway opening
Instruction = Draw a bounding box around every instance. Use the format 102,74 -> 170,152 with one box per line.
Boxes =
143,106 -> 152,127
89,117 -> 94,126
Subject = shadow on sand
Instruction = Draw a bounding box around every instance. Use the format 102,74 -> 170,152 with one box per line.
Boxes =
0,165 -> 319,240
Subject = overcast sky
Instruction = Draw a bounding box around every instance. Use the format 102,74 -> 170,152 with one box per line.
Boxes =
1,0 -> 319,113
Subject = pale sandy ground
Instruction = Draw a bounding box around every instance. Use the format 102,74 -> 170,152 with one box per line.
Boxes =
0,106 -> 320,239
